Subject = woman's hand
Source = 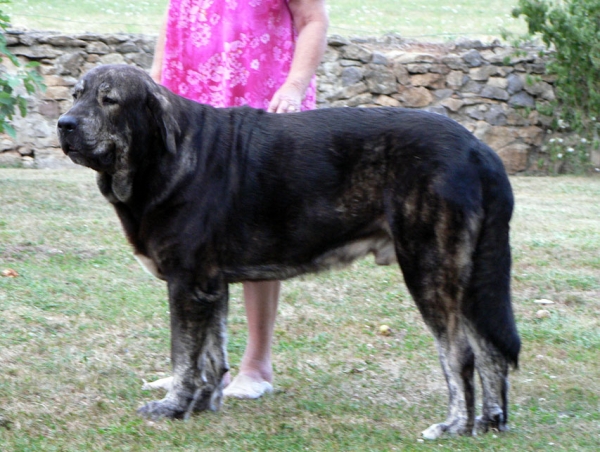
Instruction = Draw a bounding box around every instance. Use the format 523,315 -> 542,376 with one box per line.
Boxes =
267,82 -> 304,113
268,0 -> 328,114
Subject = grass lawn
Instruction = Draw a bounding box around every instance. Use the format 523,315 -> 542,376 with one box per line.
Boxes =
5,0 -> 526,41
0,169 -> 599,450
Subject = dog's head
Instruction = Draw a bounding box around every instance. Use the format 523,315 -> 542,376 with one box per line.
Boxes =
57,64 -> 179,201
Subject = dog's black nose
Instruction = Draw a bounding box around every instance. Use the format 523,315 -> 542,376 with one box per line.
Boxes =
57,115 -> 79,132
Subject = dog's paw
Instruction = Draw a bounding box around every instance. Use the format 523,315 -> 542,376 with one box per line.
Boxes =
475,409 -> 508,434
421,423 -> 446,440
137,398 -> 187,420
422,418 -> 473,440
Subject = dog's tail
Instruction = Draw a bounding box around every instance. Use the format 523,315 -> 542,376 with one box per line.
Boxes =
464,158 -> 520,368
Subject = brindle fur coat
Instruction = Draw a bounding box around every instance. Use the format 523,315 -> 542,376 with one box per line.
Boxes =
57,65 -> 520,439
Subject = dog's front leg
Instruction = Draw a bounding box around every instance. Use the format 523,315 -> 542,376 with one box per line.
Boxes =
138,275 -> 229,420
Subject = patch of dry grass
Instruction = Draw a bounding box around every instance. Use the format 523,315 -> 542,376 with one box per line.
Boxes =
0,169 -> 599,450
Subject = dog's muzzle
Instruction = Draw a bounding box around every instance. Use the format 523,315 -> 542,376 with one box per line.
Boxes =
57,114 -> 91,167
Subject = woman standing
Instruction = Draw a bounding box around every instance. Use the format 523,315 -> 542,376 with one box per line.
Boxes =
148,0 -> 328,399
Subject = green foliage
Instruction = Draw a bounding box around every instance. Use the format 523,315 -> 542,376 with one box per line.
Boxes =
512,0 -> 600,172
543,135 -> 593,174
0,0 -> 45,138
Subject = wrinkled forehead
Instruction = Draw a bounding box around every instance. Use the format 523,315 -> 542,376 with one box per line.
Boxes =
75,66 -> 149,98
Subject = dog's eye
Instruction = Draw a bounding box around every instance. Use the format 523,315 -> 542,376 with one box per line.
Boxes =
72,91 -> 80,100
102,96 -> 119,106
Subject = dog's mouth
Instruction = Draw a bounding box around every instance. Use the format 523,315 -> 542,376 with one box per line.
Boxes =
65,148 -> 88,166
61,140 -> 115,173
62,143 -> 78,157
60,140 -> 87,165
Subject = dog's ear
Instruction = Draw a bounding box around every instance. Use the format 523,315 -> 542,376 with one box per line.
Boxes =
146,82 -> 180,155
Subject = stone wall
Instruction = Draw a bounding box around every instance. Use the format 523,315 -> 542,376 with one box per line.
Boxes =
1,31 -> 556,173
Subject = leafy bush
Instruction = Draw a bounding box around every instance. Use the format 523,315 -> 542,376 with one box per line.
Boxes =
0,1 -> 45,138
512,0 -> 600,172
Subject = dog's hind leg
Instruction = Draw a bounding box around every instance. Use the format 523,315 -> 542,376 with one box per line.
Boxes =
390,188 -> 482,439
468,335 -> 510,434
463,262 -> 513,436
462,185 -> 519,434
137,274 -> 229,420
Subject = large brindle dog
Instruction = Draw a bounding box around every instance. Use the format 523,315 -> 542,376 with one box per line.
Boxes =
57,64 -> 520,439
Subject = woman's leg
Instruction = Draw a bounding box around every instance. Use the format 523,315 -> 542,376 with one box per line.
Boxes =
224,280 -> 280,398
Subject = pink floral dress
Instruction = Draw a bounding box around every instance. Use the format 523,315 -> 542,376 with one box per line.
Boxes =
161,0 -> 317,110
